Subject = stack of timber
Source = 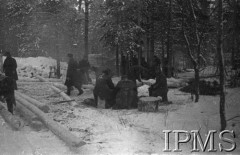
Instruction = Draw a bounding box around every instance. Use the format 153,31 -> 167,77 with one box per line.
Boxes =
15,95 -> 85,147
15,91 -> 50,113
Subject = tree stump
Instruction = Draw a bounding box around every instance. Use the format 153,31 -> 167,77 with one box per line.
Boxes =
138,97 -> 161,112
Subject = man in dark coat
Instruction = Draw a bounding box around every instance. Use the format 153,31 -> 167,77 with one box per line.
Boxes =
113,75 -> 138,109
3,52 -> 18,90
149,69 -> 169,102
0,73 -> 16,114
93,69 -> 115,108
65,53 -> 83,96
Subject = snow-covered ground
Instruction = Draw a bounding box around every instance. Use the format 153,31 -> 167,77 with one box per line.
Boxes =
1,57 -> 240,154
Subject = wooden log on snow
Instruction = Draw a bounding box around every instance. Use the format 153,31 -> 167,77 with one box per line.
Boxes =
0,103 -> 23,130
138,97 -> 161,112
51,86 -> 77,106
36,75 -> 49,82
15,95 -> 85,147
36,76 -> 78,106
53,83 -> 94,90
15,92 -> 50,113
15,101 -> 44,131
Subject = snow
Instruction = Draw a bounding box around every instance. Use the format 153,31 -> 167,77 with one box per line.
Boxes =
3,56 -> 67,79
137,84 -> 150,97
1,56 -> 240,154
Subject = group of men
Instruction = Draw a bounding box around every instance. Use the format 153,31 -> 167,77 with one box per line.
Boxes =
91,55 -> 169,109
0,52 -> 18,114
0,51 -> 169,114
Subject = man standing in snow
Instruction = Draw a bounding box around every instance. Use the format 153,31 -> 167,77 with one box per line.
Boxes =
3,52 -> 18,90
0,73 -> 16,114
65,53 -> 83,96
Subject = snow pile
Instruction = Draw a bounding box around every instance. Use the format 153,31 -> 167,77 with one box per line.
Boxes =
3,57 -> 68,78
167,77 -> 187,88
137,84 -> 150,97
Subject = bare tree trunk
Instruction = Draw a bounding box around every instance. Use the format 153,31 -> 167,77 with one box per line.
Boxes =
56,44 -> 61,78
146,16 -> 150,63
0,51 -> 3,73
149,12 -> 155,66
78,0 -> 83,60
116,44 -> 119,76
217,0 -> 226,131
194,65 -> 200,102
167,0 -> 173,78
161,37 -> 165,71
55,24 -> 60,78
84,0 -> 89,61
137,0 -> 142,68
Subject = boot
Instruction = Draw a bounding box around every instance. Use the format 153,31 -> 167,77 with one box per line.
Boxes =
66,87 -> 71,96
78,89 -> 84,96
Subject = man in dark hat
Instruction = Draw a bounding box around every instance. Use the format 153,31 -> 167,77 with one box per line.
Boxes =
3,52 -> 18,90
93,68 -> 115,108
65,53 -> 83,96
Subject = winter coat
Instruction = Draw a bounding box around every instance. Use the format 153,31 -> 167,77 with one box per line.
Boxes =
65,58 -> 82,87
93,74 -> 115,101
3,56 -> 18,80
149,71 -> 168,98
113,79 -> 138,109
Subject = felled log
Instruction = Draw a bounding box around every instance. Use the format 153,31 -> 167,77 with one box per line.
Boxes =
53,83 -> 94,90
15,92 -> 50,113
138,97 -> 161,112
15,95 -> 85,147
15,101 -> 44,131
51,100 -> 75,105
36,76 -> 78,106
36,75 -> 49,82
51,86 -> 77,106
0,103 -> 23,130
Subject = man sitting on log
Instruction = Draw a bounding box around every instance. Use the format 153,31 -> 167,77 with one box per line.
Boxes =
113,75 -> 138,109
65,53 -> 83,96
149,69 -> 169,103
0,73 -> 16,114
93,68 -> 115,108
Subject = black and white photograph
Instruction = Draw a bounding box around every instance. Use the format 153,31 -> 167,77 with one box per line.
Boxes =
0,0 -> 240,154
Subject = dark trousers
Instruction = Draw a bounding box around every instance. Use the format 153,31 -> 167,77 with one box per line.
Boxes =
5,92 -> 16,114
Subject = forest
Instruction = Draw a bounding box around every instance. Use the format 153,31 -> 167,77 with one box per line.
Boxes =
0,0 -> 240,154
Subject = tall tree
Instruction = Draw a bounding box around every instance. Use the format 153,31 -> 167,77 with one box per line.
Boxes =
84,0 -> 89,60
217,0 -> 227,131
